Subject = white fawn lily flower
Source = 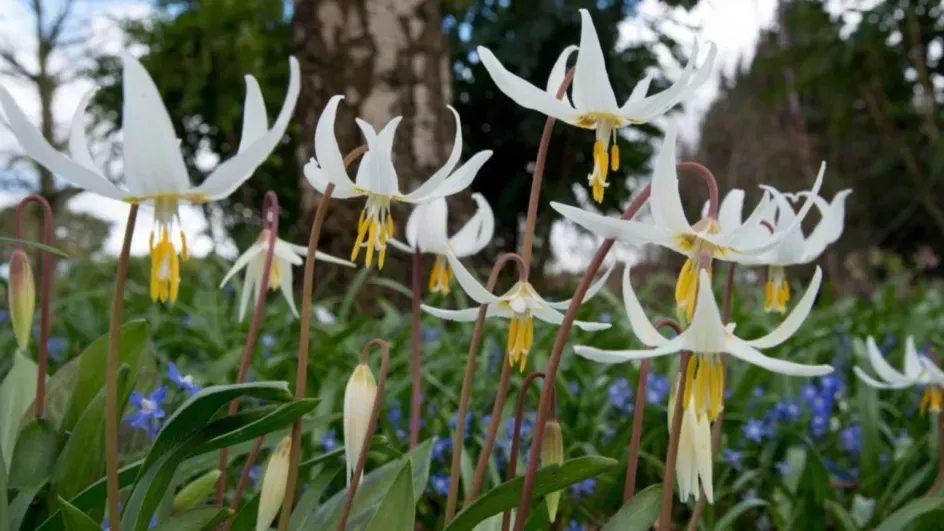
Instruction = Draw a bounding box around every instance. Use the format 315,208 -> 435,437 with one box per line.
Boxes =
854,336 -> 944,415
219,229 -> 354,322
669,374 -> 713,504
551,124 -> 826,322
0,54 -> 300,303
304,96 -> 491,270
422,251 -> 613,370
476,8 -> 716,203
575,265 -> 833,421
388,193 -> 495,294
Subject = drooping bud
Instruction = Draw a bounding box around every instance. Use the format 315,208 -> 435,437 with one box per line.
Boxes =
8,249 -> 35,351
256,436 -> 292,531
172,469 -> 221,514
343,363 -> 377,485
541,419 -> 564,522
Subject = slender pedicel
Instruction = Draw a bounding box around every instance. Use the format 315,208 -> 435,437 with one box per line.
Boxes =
410,245 -> 422,448
467,360 -> 514,502
660,352 -> 692,528
279,145 -> 368,529
337,340 -> 390,531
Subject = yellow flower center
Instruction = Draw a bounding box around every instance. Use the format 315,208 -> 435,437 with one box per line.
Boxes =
764,266 -> 790,314
921,386 -> 943,415
350,195 -> 394,269
268,259 -> 282,291
506,313 -> 534,372
146,196 -> 192,303
428,255 -> 452,294
683,354 -> 725,421
574,113 -> 625,204
674,219 -> 723,323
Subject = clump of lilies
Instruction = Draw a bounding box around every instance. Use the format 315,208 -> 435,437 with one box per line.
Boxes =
11,6 -> 935,531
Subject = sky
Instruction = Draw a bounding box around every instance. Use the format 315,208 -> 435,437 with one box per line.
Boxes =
0,0 -> 783,265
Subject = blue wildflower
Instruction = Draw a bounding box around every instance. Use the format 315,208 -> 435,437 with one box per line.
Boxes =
432,438 -> 452,462
430,472 -> 449,496
743,419 -> 766,443
46,336 -> 67,360
124,386 -> 168,440
570,478 -> 596,496
422,327 -> 440,344
322,429 -> 338,452
607,378 -> 633,413
819,374 -> 843,398
752,385 -> 766,398
388,403 -> 403,425
646,373 -> 669,404
448,411 -> 472,439
775,460 -> 790,476
0,309 -> 7,322
810,414 -> 828,437
568,381 -> 580,394
809,394 -> 833,416
167,362 -> 202,395
800,383 -> 819,403
260,334 -> 275,347
840,425 -> 861,454
723,449 -> 742,470
249,465 -> 261,485
568,521 -> 584,531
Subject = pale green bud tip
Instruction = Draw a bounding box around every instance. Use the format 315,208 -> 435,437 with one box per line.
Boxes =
541,419 -> 564,522
256,436 -> 293,531
172,469 -> 221,514
8,250 -> 35,351
344,363 -> 377,485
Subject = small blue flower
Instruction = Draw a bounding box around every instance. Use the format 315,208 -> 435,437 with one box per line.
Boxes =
776,460 -> 790,476
124,386 -> 168,440
387,403 -> 403,425
809,394 -> 833,416
0,309 -> 8,323
752,385 -> 766,398
801,383 -> 819,403
322,429 -> 338,452
432,438 -> 452,462
810,414 -> 828,437
819,374 -> 843,398
568,381 -> 580,394
723,449 -> 742,470
567,521 -> 584,531
772,399 -> 803,422
249,465 -> 261,485
260,334 -> 275,347
448,411 -> 473,439
422,327 -> 440,344
430,472 -> 449,496
570,478 -> 596,496
607,378 -> 633,413
167,362 -> 202,395
46,336 -> 68,360
742,488 -> 757,500
840,425 -> 861,454
742,419 -> 766,443
646,373 -> 669,404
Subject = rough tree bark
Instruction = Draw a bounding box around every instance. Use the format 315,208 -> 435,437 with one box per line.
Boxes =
291,0 -> 453,291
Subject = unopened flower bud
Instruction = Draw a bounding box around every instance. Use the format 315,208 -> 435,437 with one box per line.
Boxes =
256,436 -> 292,531
8,249 -> 35,351
541,419 -> 564,522
344,363 -> 377,485
172,469 -> 221,514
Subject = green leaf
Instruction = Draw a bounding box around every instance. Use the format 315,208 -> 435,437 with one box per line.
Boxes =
364,460 -> 414,531
0,352 -> 39,472
304,438 -> 434,530
600,484 -> 663,531
150,507 -> 233,531
54,364 -> 133,500
56,497 -> 100,531
0,237 -> 69,257
8,418 -> 58,492
825,500 -> 860,531
445,456 -> 619,531
286,465 -> 342,531
857,370 -> 882,489
0,440 -> 10,531
172,470 -> 222,513
875,498 -> 944,531
713,498 -> 768,531
59,320 -> 150,434
122,397 -> 316,531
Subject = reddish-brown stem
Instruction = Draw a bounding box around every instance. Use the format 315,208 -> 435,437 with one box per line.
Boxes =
105,204 -> 139,531
512,185 -> 651,530
280,145 -> 367,530
337,340 -> 390,531
677,162 -> 720,220
687,263 -> 736,531
520,67 -> 575,269
216,191 -> 280,504
222,436 -> 265,531
410,246 -> 422,448
659,352 -> 692,528
624,318 -> 683,502
501,371 -> 550,531
466,358 -> 513,503
444,252 -> 528,523
14,195 -> 54,418
926,412 -> 944,498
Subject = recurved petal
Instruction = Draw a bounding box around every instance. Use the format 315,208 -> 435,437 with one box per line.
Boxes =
310,94 -> 357,193
853,366 -> 912,390
0,85 -> 120,198
279,258 -> 299,319
625,74 -> 654,107
405,107 -> 462,199
477,46 -> 579,123
303,159 -> 360,198
716,189 -> 745,233
404,149 -> 492,203
195,57 -> 302,200
694,413 -> 714,504
421,304 -> 503,322
618,264 -> 669,346
574,333 -> 688,364
238,259 -> 258,322
545,261 -> 616,310
449,192 -> 495,257
414,197 -> 450,253
550,202 -> 679,249
727,337 -> 834,376
236,75 -> 268,153
443,251 -> 501,305
744,267 -> 822,349
862,336 -> 912,386
648,125 -> 691,235
219,243 -> 262,288
682,270 -> 728,353
314,250 -> 356,268
68,87 -> 101,173
386,238 -> 415,254
903,336 -> 923,380
354,117 -> 400,196
120,52 -> 190,196
571,9 -> 618,112
546,45 -> 579,102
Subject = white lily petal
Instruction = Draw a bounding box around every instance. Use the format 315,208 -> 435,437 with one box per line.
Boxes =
575,332 -> 689,364
532,305 -> 610,331
618,264 -> 668,346
903,336 -> 923,379
626,74 -> 654,106
405,150 -> 492,203
853,366 -> 912,390
716,189 -> 745,233
726,337 -> 834,376
405,106 -> 463,201
546,45 -> 579,102
920,357 -> 944,384
676,407 -> 695,502
314,250 -> 356,268
353,118 -> 400,196
571,9 -> 618,112
695,413 -> 714,504
443,251 -> 500,304
278,258 -> 299,319
68,87 -> 101,173
0,85 -> 121,198
414,197 -> 450,254
195,57 -> 302,200
404,202 -> 423,249
682,270 -> 728,353
546,261 -> 616,310
718,190 -> 773,250
272,240 -> 303,266
745,267 -> 822,349
236,74 -> 268,153
374,115 -> 402,155
386,238 -> 414,254
220,242 -> 263,287
476,46 -> 579,123
550,202 -> 679,249
449,193 -> 495,257
311,94 -> 357,193
120,52 -> 190,196
303,159 -> 360,198
421,304 -> 500,322
800,189 -> 852,262
238,259 -> 257,322
648,125 -> 691,234
864,336 -> 912,385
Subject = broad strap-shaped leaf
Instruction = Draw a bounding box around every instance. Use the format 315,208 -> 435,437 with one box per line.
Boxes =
8,418 -> 58,492
0,236 -> 69,257
150,507 -> 233,531
364,460 -> 414,531
57,497 -> 100,531
601,485 -> 663,531
874,498 -> 944,531
286,465 -> 343,531
0,441 -> 9,531
445,456 -> 618,531
1,352 -> 39,472
712,498 -> 769,531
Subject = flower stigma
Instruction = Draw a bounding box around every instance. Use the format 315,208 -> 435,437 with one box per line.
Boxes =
351,194 -> 395,269
764,265 -> 790,314
428,255 -> 453,294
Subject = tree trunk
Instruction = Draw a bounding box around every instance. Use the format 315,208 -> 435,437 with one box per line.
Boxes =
291,0 -> 452,298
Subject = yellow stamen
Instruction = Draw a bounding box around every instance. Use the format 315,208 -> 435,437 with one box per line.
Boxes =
507,316 -> 519,360
180,230 -> 189,261
365,218 -> 378,268
442,263 -> 452,295
591,140 -> 610,204
675,258 -> 707,324
505,314 -> 534,372
922,386 -> 943,415
610,144 -> 619,171
149,228 -> 182,303
764,281 -> 775,312
351,211 -> 368,262
683,355 -> 697,407
429,259 -> 441,292
268,259 -> 281,290
683,355 -> 725,421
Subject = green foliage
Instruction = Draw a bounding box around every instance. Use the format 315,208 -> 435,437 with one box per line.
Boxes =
365,460 -> 415,531
600,485 -> 662,531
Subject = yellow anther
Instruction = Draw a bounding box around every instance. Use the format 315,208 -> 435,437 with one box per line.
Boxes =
179,230 -> 189,261
922,386 -> 943,415
268,259 -> 282,290
683,355 -> 697,407
683,355 -> 725,421
675,258 -> 703,324
429,259 -> 442,292
365,218 -> 378,268
149,229 -> 181,303
149,231 -> 154,252
351,210 -> 369,262
507,316 -> 519,357
505,314 -> 534,372
610,144 -> 619,171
